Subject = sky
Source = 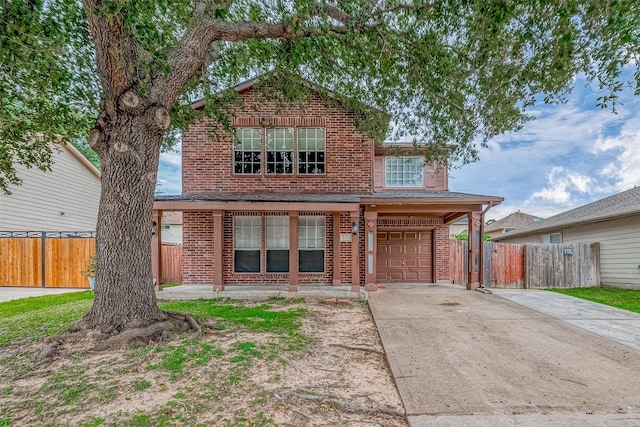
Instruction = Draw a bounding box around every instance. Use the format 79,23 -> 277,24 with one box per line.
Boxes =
157,74 -> 640,222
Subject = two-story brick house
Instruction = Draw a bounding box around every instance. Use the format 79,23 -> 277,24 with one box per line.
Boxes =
153,75 -> 503,292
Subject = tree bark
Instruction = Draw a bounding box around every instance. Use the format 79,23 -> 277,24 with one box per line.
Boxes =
79,108 -> 167,331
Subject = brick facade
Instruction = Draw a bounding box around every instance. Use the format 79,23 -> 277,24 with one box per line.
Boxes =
170,80 -> 491,288
182,86 -> 374,195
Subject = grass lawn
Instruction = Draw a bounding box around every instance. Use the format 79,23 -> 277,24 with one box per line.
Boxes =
0,292 -> 308,426
0,292 -> 405,427
546,287 -> 640,314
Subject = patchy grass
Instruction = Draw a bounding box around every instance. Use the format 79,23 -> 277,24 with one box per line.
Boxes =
0,293 -> 406,427
547,287 -> 640,314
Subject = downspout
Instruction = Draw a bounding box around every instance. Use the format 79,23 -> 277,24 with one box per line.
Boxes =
479,202 -> 495,288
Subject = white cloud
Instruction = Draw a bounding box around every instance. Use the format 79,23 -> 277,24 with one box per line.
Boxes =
593,119 -> 640,191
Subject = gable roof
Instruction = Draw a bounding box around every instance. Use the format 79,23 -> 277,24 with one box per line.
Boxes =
493,186 -> 640,240
485,211 -> 543,233
65,143 -> 101,179
190,72 -> 389,130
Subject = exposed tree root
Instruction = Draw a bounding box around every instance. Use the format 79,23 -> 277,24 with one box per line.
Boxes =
329,343 -> 384,355
273,388 -> 405,418
35,340 -> 61,366
92,311 -> 200,351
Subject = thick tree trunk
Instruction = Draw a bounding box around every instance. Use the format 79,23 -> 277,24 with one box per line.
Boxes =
80,111 -> 167,331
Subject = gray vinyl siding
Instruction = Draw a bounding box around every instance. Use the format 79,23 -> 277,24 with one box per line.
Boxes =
0,146 -> 101,231
561,216 -> 640,289
499,234 -> 540,244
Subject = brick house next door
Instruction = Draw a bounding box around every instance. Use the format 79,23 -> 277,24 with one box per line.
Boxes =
377,230 -> 433,283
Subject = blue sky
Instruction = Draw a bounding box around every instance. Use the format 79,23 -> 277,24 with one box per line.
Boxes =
157,75 -> 640,222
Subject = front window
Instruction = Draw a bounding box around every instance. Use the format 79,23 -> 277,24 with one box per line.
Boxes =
385,156 -> 423,187
298,216 -> 325,273
266,216 -> 289,272
266,128 -> 294,174
233,216 -> 261,272
298,128 -> 326,174
234,128 -> 261,174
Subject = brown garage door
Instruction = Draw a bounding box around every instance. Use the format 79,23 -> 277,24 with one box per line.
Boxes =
377,231 -> 432,283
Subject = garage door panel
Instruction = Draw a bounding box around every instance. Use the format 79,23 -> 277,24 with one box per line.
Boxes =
377,230 -> 433,283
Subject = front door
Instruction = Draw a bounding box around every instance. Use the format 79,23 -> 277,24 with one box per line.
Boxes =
377,230 -> 432,283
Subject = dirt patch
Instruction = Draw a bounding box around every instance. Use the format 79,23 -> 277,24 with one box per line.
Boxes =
0,299 -> 407,426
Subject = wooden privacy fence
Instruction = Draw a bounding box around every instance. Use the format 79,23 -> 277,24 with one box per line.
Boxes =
0,232 -> 96,288
0,232 -> 183,288
161,244 -> 183,284
525,243 -> 600,288
450,240 -> 600,289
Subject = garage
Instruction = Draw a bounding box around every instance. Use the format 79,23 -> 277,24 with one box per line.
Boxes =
377,230 -> 433,283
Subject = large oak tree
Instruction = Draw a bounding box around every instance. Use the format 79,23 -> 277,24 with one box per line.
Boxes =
1,0 -> 638,336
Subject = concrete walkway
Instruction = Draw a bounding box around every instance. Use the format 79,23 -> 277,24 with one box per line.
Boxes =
0,287 -> 88,302
368,284 -> 640,426
493,289 -> 640,352
156,284 -> 363,301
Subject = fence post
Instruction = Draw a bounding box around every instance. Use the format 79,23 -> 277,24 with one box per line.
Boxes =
40,232 -> 46,288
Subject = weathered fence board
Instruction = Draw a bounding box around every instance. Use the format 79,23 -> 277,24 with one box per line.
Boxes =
450,240 -> 597,289
161,244 -> 183,284
525,243 -> 600,288
450,240 -> 467,286
1,236 -> 183,288
488,242 -> 524,288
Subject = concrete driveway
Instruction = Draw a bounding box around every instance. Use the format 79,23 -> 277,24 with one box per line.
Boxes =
369,284 -> 640,426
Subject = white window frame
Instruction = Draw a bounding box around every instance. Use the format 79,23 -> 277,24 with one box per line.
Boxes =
298,216 -> 325,273
233,128 -> 262,174
233,216 -> 261,273
266,216 -> 290,273
297,128 -> 326,174
266,128 -> 294,174
385,156 -> 424,188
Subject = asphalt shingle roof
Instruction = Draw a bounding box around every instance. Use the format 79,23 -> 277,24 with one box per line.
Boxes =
156,190 -> 502,204
485,211 -> 543,233
493,186 -> 640,240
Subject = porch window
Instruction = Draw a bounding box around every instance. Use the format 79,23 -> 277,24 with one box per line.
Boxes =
266,216 -> 289,272
234,128 -> 261,174
298,216 -> 325,272
385,156 -> 423,187
233,216 -> 261,272
298,128 -> 326,174
266,128 -> 294,174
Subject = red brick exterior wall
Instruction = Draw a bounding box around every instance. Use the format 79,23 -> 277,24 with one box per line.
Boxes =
182,86 -> 374,195
182,211 -> 216,285
180,84 -> 456,286
434,225 -> 451,281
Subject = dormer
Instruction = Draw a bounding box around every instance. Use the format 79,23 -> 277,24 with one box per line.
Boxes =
373,144 -> 448,192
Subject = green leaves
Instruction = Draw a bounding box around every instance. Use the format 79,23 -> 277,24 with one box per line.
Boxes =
2,0 -> 639,192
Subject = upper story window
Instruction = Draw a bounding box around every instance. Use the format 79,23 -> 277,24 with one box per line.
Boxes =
385,156 -> 423,187
298,128 -> 326,174
234,128 -> 261,174
266,128 -> 293,174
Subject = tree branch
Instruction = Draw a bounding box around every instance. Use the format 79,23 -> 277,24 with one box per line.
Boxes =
81,0 -> 137,103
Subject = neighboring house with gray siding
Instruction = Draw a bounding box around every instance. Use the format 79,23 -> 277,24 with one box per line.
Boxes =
0,143 -> 101,231
494,186 -> 640,289
484,211 -> 544,239
161,211 -> 183,244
